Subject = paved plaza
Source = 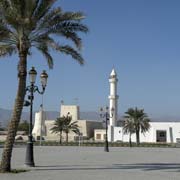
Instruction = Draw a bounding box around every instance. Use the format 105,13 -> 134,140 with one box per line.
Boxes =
0,146 -> 180,180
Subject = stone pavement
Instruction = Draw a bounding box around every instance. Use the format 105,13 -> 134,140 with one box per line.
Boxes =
0,146 -> 180,180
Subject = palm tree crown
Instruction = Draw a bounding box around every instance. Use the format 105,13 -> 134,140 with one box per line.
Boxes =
50,117 -> 65,144
0,0 -> 88,66
123,118 -> 135,135
51,115 -> 80,143
63,115 -> 80,143
51,117 -> 64,132
124,107 -> 150,145
123,118 -> 135,147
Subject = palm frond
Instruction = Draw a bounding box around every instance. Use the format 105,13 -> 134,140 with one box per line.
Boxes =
58,31 -> 82,50
34,21 -> 88,40
34,36 -> 84,65
35,10 -> 86,32
123,118 -> 135,134
36,44 -> 53,69
58,11 -> 86,21
0,26 -> 11,39
23,0 -> 39,19
0,45 -> 16,57
56,45 -> 84,65
35,7 -> 62,31
0,0 -> 11,11
33,0 -> 56,21
51,22 -> 88,34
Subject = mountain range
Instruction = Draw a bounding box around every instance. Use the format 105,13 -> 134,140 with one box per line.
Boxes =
0,108 -> 180,127
0,108 -> 101,127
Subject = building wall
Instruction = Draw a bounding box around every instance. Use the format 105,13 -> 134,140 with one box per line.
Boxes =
94,129 -> 106,141
45,120 -> 57,138
45,120 -> 79,141
86,120 -> 103,139
45,119 -> 102,142
113,122 -> 180,143
32,111 -> 46,138
60,105 -> 80,121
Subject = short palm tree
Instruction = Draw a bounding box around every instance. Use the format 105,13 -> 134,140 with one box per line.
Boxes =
63,115 -> 80,143
124,107 -> 150,145
123,118 -> 135,147
0,0 -> 88,172
50,117 -> 65,144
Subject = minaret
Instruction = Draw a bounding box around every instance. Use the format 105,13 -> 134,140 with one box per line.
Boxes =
108,69 -> 119,126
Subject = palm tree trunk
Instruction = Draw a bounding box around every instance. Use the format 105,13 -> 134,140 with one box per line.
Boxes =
66,132 -> 68,143
0,52 -> 27,172
60,131 -> 62,144
129,133 -> 132,147
136,129 -> 140,146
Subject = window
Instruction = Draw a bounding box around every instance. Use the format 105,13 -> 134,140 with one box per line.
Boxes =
96,134 -> 101,140
159,132 -> 166,137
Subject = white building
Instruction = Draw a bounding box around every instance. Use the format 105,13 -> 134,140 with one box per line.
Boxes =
94,69 -> 180,143
113,122 -> 180,143
32,105 -> 102,141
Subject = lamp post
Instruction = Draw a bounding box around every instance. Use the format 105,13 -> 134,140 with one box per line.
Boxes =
25,67 -> 48,167
100,106 -> 114,152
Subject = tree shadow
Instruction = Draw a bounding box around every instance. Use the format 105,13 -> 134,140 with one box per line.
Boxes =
113,163 -> 180,171
33,163 -> 180,172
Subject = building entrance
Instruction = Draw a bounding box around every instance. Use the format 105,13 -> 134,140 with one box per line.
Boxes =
156,130 -> 167,142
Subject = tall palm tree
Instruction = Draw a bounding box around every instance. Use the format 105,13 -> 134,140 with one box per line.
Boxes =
63,115 -> 80,143
124,107 -> 150,146
0,0 -> 88,172
50,117 -> 65,144
123,119 -> 135,147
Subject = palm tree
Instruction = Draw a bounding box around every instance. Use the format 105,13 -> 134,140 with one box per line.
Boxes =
123,119 -> 135,147
50,117 -> 65,144
124,107 -> 150,146
0,0 -> 88,172
63,115 -> 80,143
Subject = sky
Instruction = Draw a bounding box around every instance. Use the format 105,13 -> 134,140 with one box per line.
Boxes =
0,0 -> 180,118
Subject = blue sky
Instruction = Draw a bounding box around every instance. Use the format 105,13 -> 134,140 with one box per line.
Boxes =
0,0 -> 180,118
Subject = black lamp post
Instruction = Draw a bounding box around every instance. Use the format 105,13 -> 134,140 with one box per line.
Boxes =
25,67 -> 48,167
100,106 -> 114,152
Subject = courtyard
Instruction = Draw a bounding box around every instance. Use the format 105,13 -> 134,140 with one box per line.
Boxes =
0,146 -> 180,180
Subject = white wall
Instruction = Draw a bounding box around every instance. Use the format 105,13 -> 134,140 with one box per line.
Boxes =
32,111 -> 46,137
112,122 -> 180,143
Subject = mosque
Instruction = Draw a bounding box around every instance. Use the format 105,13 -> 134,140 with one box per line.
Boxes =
32,69 -> 180,143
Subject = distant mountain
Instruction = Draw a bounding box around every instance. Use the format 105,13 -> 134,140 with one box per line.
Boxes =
80,111 -> 100,120
150,115 -> 180,122
45,111 -> 59,120
0,108 -> 30,127
0,109 -> 100,127
0,108 -> 12,127
1,108 -> 180,128
0,108 -> 59,127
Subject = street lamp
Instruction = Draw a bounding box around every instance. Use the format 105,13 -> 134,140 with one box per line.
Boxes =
100,106 -> 114,152
25,67 -> 48,167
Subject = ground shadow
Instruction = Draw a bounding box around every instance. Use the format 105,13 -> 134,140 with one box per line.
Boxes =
34,163 -> 180,172
113,163 -> 180,171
